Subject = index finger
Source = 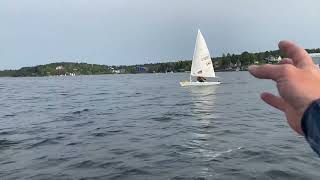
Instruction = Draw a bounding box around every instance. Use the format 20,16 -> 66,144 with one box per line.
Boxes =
248,64 -> 294,82
279,41 -> 314,68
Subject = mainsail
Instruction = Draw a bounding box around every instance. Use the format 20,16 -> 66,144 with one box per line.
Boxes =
190,30 -> 216,78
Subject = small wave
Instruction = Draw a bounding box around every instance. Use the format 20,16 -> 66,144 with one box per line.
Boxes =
21,127 -> 48,135
72,109 -> 89,114
121,168 -> 151,175
132,152 -> 151,159
145,96 -> 167,101
175,102 -> 190,106
165,112 -> 192,117
0,160 -> 15,165
265,169 -> 299,179
72,121 -> 94,128
109,167 -> 151,179
88,98 -> 109,102
241,149 -> 266,156
60,115 -> 77,122
129,137 -> 142,142
26,138 -> 60,149
3,114 -> 16,117
241,149 -> 284,164
0,130 -> 16,135
109,148 -> 132,155
35,155 -> 48,160
20,96 -> 41,100
210,147 -> 242,158
67,142 -> 80,146
106,129 -> 123,134
28,173 -> 70,180
92,132 -> 107,137
151,116 -> 173,122
91,129 -> 123,137
59,93 -> 69,96
216,129 -> 243,136
34,157 -> 73,169
187,147 -> 243,159
0,139 -> 19,149
98,161 -> 122,168
122,92 -> 144,98
96,112 -> 115,116
94,92 -> 110,96
68,160 -> 97,169
171,176 -> 206,180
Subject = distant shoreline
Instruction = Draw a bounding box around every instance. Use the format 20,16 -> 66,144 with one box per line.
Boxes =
1,48 -> 319,77
0,61 -> 249,77
0,69 -> 250,78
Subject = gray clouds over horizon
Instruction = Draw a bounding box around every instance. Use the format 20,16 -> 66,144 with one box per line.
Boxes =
1,0 -> 320,69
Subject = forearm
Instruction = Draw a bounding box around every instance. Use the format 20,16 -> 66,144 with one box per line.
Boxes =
301,99 -> 320,156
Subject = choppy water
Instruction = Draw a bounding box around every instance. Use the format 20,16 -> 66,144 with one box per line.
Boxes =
0,72 -> 320,180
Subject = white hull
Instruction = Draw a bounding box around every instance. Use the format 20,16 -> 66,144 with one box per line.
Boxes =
180,81 -> 221,86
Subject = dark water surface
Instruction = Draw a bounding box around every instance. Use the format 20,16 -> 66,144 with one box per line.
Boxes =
1,72 -> 319,180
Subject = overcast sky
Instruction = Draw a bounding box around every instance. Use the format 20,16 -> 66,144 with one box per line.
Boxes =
1,0 -> 320,69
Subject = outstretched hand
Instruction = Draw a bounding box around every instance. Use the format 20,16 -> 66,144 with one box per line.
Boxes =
249,41 -> 320,135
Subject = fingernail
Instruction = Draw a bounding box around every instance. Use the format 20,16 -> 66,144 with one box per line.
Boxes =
278,40 -> 286,48
248,65 -> 258,72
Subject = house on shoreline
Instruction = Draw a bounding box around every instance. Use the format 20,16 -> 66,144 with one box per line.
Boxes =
265,56 -> 281,64
55,65 -> 76,76
310,53 -> 320,68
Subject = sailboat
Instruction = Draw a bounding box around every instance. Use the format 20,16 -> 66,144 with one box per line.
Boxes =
180,30 -> 221,86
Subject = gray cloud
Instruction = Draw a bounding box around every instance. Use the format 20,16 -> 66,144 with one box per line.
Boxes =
1,0 -> 320,69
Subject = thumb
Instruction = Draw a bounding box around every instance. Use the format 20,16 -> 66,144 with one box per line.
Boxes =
261,92 -> 286,111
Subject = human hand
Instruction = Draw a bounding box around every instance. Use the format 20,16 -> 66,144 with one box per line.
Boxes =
249,41 -> 320,135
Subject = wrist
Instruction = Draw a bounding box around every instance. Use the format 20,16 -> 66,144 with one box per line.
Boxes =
301,98 -> 320,155
301,99 -> 320,136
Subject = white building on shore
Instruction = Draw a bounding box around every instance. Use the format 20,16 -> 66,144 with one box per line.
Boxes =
310,53 -> 320,68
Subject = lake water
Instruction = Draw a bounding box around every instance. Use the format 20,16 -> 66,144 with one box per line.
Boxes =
1,72 -> 320,180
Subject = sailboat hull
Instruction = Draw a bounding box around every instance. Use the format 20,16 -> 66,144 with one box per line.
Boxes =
180,81 -> 221,86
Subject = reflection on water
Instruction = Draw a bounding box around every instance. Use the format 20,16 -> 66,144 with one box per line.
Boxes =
189,85 -> 219,135
189,85 -> 218,113
187,85 -> 237,163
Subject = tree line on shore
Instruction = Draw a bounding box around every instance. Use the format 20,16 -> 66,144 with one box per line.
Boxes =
1,48 -> 320,77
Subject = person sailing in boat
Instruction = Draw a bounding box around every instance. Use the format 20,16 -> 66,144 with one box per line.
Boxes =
196,76 -> 206,82
196,69 -> 206,82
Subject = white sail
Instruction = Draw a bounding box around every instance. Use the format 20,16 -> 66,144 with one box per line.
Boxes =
190,30 -> 215,78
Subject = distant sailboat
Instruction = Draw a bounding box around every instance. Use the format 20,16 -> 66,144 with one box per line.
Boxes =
180,30 -> 221,86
